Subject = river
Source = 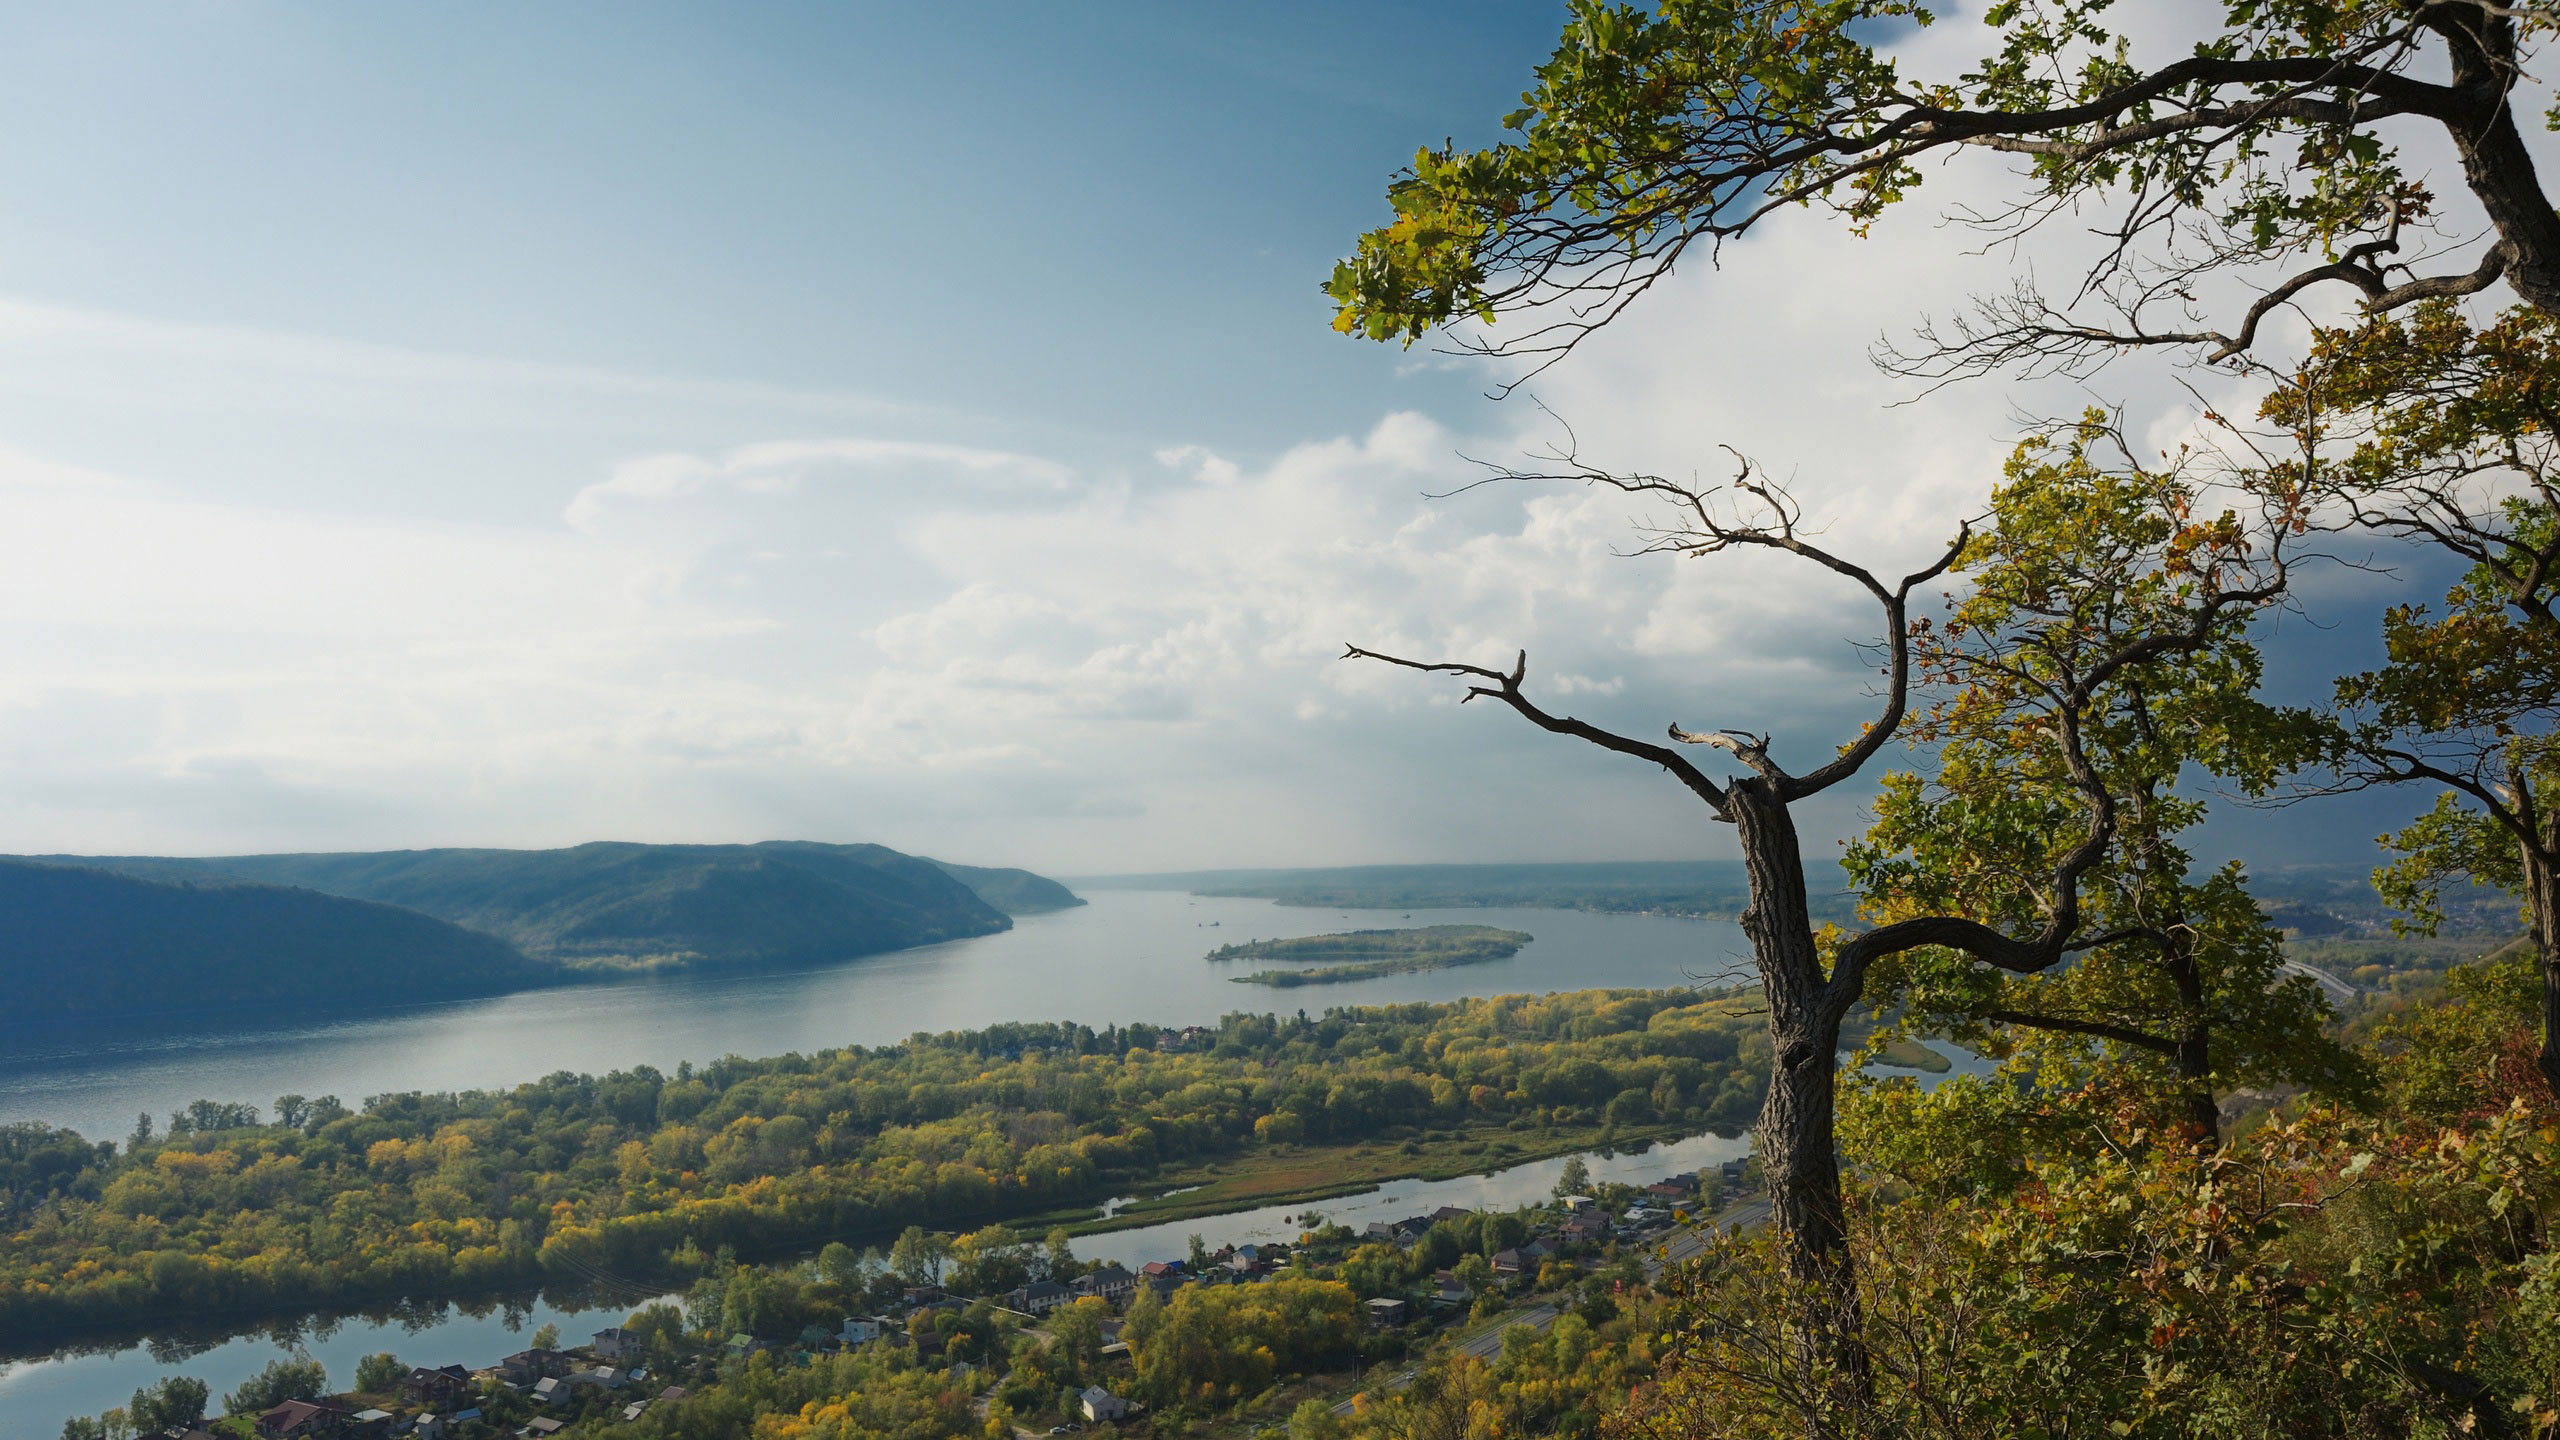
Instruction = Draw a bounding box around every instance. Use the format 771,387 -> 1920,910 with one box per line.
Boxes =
0,890 -> 1854,1439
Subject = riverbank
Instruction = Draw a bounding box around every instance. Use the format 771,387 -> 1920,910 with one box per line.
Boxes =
1047,1118 -> 1716,1238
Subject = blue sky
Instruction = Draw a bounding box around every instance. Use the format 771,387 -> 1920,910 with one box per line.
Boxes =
0,3 -> 1558,499
0,2 -> 2491,874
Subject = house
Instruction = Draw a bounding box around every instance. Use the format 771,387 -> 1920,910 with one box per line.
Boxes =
1072,1264 -> 1135,1302
496,1350 -> 572,1384
530,1378 -> 570,1408
1718,1159 -> 1748,1183
621,1403 -> 650,1424
1365,1297 -> 1410,1328
841,1317 -> 884,1345
1138,1260 -> 1180,1278
903,1284 -> 946,1306
1080,1387 -> 1129,1422
1431,1206 -> 1474,1224
348,1411 -> 393,1440
1363,1222 -> 1398,1243
1002,1279 -> 1071,1315
257,1401 -> 346,1439
411,1418 -> 451,1440
593,1325 -> 643,1361
1563,1210 -> 1609,1241
401,1366 -> 472,1410
515,1420 -> 565,1440
1491,1248 -> 1525,1275
657,1389 -> 689,1404
1520,1238 -> 1555,1264
1558,1194 -> 1595,1210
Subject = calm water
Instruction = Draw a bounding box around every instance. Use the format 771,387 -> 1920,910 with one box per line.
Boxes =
0,891 -> 1757,1140
0,893 -> 1771,1438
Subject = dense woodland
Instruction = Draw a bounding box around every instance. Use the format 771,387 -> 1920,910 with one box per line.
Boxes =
0,990 -> 1761,1345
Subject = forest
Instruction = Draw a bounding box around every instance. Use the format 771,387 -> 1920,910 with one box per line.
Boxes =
0,989 -> 1761,1347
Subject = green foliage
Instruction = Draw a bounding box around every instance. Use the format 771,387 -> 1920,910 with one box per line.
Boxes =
581,1347 -> 979,1440
0,992 -> 1761,1344
127,1376 -> 208,1433
1846,420 -> 2358,1133
1214,926 -> 1533,985
1122,1276 -> 1361,1408
351,1352 -> 404,1395
1325,0 -> 2489,352
222,1357 -> 327,1417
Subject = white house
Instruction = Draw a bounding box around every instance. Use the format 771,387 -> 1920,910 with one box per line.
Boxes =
1080,1387 -> 1128,1423
841,1317 -> 883,1345
593,1327 -> 641,1361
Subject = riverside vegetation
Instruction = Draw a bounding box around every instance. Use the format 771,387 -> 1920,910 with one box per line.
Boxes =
0,990 -> 1762,1347
50,942 -> 2547,1440
1208,926 -> 1533,987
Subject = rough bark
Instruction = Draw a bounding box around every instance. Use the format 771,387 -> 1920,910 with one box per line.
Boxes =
2529,818 -> 2560,1099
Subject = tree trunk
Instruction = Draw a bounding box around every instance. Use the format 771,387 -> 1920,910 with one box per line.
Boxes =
1726,780 -> 1868,1419
2527,832 -> 2560,1100
2161,929 -> 2222,1147
2437,14 -> 2560,320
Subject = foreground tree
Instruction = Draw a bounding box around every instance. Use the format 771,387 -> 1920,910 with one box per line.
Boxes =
1328,0 -> 2560,374
1848,422 -> 2360,1143
1343,439 -> 2285,1391
2262,303 -> 2560,1097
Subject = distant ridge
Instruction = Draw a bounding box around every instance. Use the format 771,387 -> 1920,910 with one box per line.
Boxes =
1076,860 -> 1858,921
928,859 -> 1085,915
0,858 -> 546,1024
31,841 -> 1059,971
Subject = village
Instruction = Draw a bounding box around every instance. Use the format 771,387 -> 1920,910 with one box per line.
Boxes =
112,1156 -> 1754,1440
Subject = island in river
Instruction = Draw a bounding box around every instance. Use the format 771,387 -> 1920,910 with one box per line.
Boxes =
1210,924 -> 1533,986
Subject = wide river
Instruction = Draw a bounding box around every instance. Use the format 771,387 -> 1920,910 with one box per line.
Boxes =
0,891 -> 1793,1438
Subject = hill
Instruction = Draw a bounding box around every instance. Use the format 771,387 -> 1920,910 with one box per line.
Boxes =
32,841 -> 1026,971
0,859 -> 550,1024
928,859 -> 1086,915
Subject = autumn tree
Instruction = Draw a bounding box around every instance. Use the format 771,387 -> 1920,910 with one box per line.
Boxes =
1848,420 -> 2362,1143
2260,303 -> 2560,1098
1341,441 -> 2285,1399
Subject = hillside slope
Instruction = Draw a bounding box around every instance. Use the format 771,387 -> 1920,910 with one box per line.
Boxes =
36,842 -> 1019,971
0,859 -> 548,1023
928,859 -> 1085,915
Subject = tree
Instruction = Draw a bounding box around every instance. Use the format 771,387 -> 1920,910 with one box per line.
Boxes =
1341,444 -> 2283,1344
950,1223 -> 1031,1296
890,1225 -> 950,1287
128,1377 -> 207,1434
529,1321 -> 560,1350
223,1357 -> 326,1417
353,1353 -> 404,1396
1553,1155 -> 1590,1199
1848,422 -> 2364,1144
1186,1233 -> 1211,1272
62,1410 -> 132,1440
1327,1 -> 2560,376
2257,302 -> 2560,1098
1042,1226 -> 1079,1283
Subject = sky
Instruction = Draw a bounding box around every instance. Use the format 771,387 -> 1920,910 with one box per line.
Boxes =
0,2 -> 2514,874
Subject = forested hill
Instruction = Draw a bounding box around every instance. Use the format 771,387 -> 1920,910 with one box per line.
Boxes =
28,841 -> 1061,971
0,859 -> 548,1023
927,859 -> 1085,915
